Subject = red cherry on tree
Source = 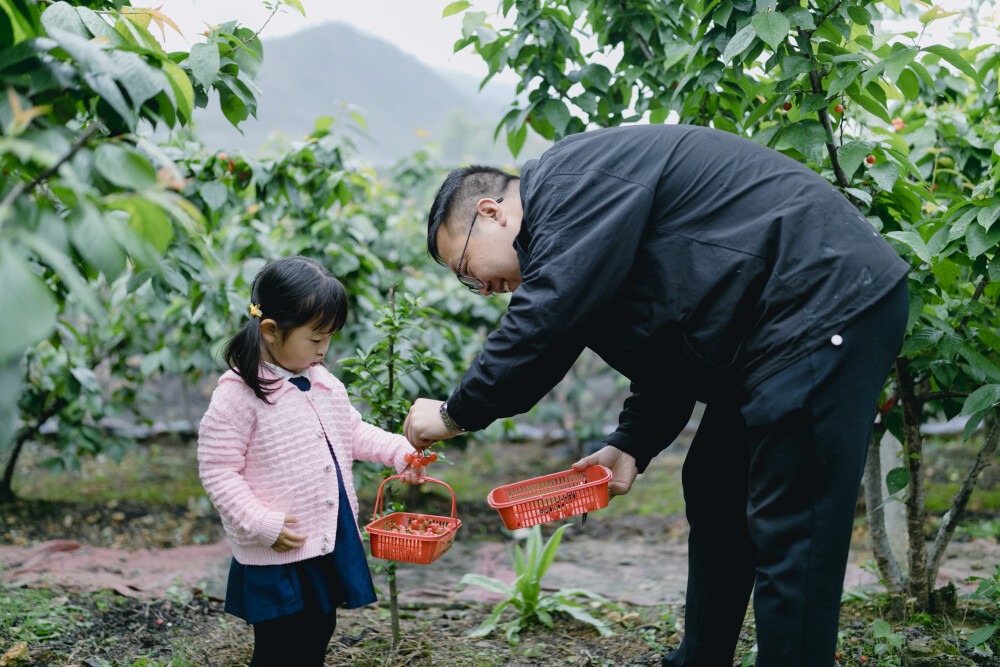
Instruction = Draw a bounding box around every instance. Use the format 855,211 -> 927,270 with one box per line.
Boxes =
782,102 -> 792,111
866,155 -> 876,164
834,104 -> 844,113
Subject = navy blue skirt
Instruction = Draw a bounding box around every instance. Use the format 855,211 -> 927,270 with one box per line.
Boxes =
225,428 -> 376,625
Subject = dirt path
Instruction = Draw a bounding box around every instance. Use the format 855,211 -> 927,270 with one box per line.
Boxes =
4,523 -> 999,606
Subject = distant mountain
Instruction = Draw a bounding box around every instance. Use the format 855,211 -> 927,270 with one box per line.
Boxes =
191,22 -> 547,166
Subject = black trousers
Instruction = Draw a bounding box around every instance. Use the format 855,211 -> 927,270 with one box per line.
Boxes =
665,280 -> 908,667
248,602 -> 337,667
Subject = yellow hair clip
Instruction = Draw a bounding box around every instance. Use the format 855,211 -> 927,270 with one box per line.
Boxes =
249,304 -> 262,318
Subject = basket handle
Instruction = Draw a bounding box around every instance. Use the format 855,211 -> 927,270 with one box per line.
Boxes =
371,475 -> 457,522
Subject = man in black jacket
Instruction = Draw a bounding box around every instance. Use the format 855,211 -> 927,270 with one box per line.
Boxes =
404,124 -> 910,666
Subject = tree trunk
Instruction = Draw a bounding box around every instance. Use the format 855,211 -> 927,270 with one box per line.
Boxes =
0,431 -> 29,503
389,567 -> 400,646
896,359 -> 930,610
863,426 -> 906,597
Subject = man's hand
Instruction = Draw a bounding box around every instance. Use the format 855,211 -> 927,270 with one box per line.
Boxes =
572,446 -> 638,497
271,516 -> 307,552
404,398 -> 454,449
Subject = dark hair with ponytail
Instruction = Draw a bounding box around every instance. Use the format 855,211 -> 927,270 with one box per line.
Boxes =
223,255 -> 349,401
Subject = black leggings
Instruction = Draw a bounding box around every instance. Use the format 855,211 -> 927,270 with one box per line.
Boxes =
248,607 -> 337,667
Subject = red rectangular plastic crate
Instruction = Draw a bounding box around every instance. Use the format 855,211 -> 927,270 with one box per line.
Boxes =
487,465 -> 611,530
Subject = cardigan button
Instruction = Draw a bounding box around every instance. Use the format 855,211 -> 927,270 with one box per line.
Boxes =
317,429 -> 324,437
320,544 -> 328,553
323,534 -> 330,542
324,464 -> 333,472
326,499 -> 335,506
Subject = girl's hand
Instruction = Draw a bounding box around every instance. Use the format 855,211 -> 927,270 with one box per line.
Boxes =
398,461 -> 426,485
271,516 -> 307,552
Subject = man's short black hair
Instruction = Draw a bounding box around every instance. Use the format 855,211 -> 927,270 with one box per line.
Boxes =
427,165 -> 518,264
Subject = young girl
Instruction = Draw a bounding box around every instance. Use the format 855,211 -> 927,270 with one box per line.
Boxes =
197,255 -> 423,667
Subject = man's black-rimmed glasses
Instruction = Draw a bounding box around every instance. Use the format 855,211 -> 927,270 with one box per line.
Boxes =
456,196 -> 502,296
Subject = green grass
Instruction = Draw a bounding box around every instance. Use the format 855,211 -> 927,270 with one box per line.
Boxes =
13,443 -> 207,505
925,482 -> 1000,515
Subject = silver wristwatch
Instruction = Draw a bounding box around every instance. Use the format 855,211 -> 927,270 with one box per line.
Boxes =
439,402 -> 466,434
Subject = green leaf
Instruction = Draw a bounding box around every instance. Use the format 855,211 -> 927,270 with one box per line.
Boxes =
885,467 -> 909,495
886,231 -> 932,263
107,195 -> 173,252
199,180 -> 228,210
873,618 -> 892,638
960,385 -> 1000,416
751,11 -> 789,50
923,44 -> 980,83
283,0 -> 306,17
964,411 -> 986,441
537,523 -> 569,580
188,42 -> 220,89
846,6 -> 871,24
896,67 -> 920,101
94,143 -> 157,190
0,243 -> 58,362
966,625 -> 997,649
966,221 -> 1000,258
162,60 -> 194,122
722,23 -> 756,63
461,10 -> 486,38
74,6 -> 125,46
846,89 -> 890,123
107,50 -> 164,111
649,108 -> 670,124
40,0 -> 88,38
580,63 -> 611,92
870,162 -> 900,193
900,327 -> 942,355
837,140 -> 874,180
219,84 -> 249,126
782,120 -> 826,162
506,121 -> 527,157
977,199 -> 1000,231
542,99 -> 571,135
442,1 -> 471,17
17,229 -> 102,319
959,345 -> 1000,383
69,203 -> 126,280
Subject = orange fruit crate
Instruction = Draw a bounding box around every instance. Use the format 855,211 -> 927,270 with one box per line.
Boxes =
487,465 -> 612,530
365,475 -> 461,565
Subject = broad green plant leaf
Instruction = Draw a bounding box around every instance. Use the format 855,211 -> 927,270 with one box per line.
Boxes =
886,467 -> 909,495
751,11 -> 789,51
959,384 -> 1000,416
188,42 -> 221,88
94,143 -> 157,190
443,1 -> 471,18
966,625 -> 998,649
886,231 -> 932,263
923,44 -> 980,83
722,24 -> 756,63
0,243 -> 58,362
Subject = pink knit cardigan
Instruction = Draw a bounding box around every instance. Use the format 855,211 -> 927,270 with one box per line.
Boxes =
197,364 -> 415,565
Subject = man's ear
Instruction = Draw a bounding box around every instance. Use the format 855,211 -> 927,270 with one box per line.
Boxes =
260,318 -> 280,344
477,198 -> 506,226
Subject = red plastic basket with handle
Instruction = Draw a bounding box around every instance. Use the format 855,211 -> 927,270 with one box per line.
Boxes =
487,465 -> 612,530
365,475 -> 461,565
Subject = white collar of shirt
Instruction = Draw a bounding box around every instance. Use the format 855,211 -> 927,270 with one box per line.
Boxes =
262,361 -> 308,382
